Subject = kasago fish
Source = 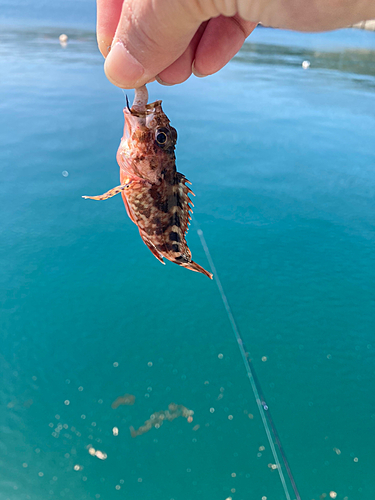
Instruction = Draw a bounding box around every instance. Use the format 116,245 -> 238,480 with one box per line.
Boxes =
83,86 -> 212,279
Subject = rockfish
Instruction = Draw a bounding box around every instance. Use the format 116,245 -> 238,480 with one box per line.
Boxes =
83,86 -> 212,279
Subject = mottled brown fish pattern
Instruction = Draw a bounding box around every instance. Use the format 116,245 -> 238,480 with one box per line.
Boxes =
83,85 -> 212,279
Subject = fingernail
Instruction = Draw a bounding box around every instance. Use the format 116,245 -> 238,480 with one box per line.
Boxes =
104,41 -> 144,88
192,61 -> 206,78
155,76 -> 174,87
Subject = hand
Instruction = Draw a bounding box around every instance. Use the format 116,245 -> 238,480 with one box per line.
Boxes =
97,0 -> 375,89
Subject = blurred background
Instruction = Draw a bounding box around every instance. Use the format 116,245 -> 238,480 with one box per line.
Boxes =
0,1 -> 374,499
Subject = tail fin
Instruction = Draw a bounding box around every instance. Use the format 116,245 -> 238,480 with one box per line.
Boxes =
182,260 -> 213,280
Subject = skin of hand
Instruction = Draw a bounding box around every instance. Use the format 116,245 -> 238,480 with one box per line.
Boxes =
97,0 -> 375,89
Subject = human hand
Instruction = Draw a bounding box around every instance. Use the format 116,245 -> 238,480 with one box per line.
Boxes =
97,0 -> 375,89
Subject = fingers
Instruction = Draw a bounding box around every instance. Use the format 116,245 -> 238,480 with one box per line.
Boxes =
96,0 -> 123,57
97,0 -> 257,89
193,15 -> 257,77
103,0 -> 203,88
157,23 -> 208,86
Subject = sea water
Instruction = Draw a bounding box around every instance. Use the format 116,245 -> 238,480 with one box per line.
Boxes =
0,4 -> 374,500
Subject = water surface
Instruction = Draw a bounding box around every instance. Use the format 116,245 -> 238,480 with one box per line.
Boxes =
0,16 -> 374,500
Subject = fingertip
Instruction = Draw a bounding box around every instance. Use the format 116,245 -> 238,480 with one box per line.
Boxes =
157,68 -> 192,86
155,23 -> 206,85
191,61 -> 206,78
155,76 -> 175,87
194,16 -> 257,76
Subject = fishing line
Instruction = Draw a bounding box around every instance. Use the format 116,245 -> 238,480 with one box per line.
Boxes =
197,228 -> 301,500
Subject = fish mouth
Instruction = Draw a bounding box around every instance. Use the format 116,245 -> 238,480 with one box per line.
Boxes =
123,100 -> 163,138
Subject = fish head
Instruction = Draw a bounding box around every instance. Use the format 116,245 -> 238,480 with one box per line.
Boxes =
117,100 -> 178,183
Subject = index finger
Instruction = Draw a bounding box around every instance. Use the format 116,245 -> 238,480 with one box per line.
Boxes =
97,0 -> 123,57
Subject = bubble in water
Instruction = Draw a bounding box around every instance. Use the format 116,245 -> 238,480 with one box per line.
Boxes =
302,60 -> 310,69
62,170 -> 69,177
218,353 -> 224,359
113,362 -> 119,367
64,400 -> 70,406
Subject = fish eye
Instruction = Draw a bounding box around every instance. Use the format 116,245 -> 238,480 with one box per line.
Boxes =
156,130 -> 167,145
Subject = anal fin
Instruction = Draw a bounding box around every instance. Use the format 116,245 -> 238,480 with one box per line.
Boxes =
142,237 -> 165,265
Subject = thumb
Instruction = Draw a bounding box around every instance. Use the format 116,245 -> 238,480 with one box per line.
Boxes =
102,0 -> 205,89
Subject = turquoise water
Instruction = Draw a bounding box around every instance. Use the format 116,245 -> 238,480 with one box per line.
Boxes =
1,12 -> 375,500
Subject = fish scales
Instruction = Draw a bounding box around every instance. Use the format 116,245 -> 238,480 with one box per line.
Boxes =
83,85 -> 212,280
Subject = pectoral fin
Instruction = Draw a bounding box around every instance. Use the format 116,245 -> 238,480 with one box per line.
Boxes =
82,182 -> 131,201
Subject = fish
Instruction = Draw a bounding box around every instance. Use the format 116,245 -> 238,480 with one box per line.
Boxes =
83,85 -> 213,279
